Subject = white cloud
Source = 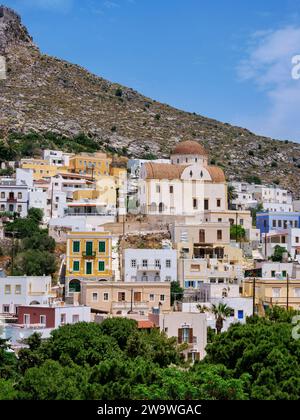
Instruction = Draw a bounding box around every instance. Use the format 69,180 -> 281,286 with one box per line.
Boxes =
237,26 -> 300,140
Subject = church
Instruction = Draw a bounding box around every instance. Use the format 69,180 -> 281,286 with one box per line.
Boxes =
138,140 -> 227,216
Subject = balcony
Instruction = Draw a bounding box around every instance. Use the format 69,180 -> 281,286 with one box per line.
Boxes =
7,197 -> 17,203
137,264 -> 161,271
112,301 -> 149,311
82,251 -> 96,258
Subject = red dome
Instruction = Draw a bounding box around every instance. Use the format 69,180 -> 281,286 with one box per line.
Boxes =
172,140 -> 207,156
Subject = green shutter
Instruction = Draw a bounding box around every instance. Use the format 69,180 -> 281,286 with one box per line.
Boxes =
73,241 -> 80,253
98,261 -> 105,272
99,241 -> 106,253
73,261 -> 80,272
86,241 -> 93,256
86,262 -> 92,275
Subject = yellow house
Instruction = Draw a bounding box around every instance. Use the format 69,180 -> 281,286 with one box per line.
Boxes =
66,231 -> 113,293
68,152 -> 112,178
20,158 -> 60,180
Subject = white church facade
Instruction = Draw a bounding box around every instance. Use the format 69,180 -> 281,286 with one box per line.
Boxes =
138,140 -> 228,216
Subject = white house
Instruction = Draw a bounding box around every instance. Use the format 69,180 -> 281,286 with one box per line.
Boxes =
123,248 -> 177,282
182,282 -> 252,331
43,149 -> 73,167
0,273 -> 53,315
0,178 -> 29,217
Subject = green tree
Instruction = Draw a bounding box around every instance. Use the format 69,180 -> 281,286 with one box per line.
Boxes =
99,318 -> 138,350
230,224 -> 246,241
27,208 -> 44,224
227,185 -> 238,209
13,250 -> 57,276
208,303 -> 233,334
170,281 -> 184,306
270,245 -> 288,262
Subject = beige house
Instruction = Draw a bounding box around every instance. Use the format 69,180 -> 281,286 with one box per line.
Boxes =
159,312 -> 207,361
76,281 -> 171,315
243,277 -> 300,310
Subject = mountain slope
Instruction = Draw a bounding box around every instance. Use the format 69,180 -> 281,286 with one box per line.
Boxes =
0,5 -> 300,196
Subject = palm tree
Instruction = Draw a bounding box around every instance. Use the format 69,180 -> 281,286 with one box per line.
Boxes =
198,303 -> 233,334
210,303 -> 233,334
227,185 -> 238,210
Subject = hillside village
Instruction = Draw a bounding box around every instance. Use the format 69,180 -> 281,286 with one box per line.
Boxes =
1,139 -> 300,362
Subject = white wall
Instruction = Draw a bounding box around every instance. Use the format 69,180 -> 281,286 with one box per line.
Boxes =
54,306 -> 91,328
0,276 -> 52,314
123,249 -> 177,282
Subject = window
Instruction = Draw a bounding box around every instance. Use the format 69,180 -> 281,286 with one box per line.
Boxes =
273,220 -> 276,228
131,259 -> 137,268
23,314 -> 30,324
17,205 -> 22,213
98,261 -> 105,272
72,314 -> 79,323
149,293 -> 154,301
165,276 -> 172,282
217,199 -> 221,207
278,220 -> 282,228
272,288 -> 281,298
193,198 -> 198,209
204,199 -> 209,210
282,270 -> 287,278
237,310 -> 244,320
60,314 -> 66,324
142,259 -> 148,268
85,241 -> 93,256
4,285 -> 11,294
182,327 -> 191,343
155,259 -> 161,268
92,292 -> 98,301
166,259 -> 171,268
271,270 -> 276,277
218,218 -> 222,223
40,315 -> 46,325
98,241 -> 106,253
118,292 -> 126,302
18,192 -> 22,199
73,261 -> 80,272
156,185 -> 160,193
199,229 -> 205,243
160,294 -> 165,301
15,285 -> 21,294
295,221 -> 298,228
86,261 -> 92,275
103,293 -> 109,301
3,305 -> 10,313
0,192 -> 5,198
295,288 -> 300,298
217,230 -> 222,240
240,219 -> 244,226
296,237 -> 299,244
169,186 -> 174,194
73,241 -> 80,253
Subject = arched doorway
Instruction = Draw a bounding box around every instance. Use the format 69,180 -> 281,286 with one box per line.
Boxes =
29,301 -> 40,305
69,279 -> 81,293
159,202 -> 164,213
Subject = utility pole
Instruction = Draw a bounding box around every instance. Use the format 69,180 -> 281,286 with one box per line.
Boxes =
127,288 -> 134,314
287,273 -> 289,311
235,211 -> 238,244
252,277 -> 256,316
10,231 -> 18,275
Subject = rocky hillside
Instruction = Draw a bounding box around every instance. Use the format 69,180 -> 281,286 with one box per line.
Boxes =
0,6 -> 300,196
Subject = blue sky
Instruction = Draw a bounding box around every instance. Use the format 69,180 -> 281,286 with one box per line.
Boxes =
4,0 -> 300,141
